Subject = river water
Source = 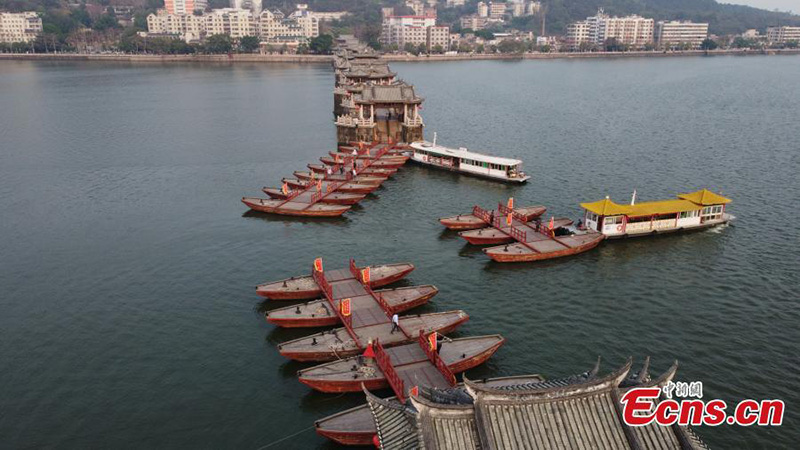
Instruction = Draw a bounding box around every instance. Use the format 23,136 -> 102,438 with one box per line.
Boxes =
1,56 -> 798,448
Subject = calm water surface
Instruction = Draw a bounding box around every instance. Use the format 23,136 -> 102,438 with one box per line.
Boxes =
1,56 -> 798,449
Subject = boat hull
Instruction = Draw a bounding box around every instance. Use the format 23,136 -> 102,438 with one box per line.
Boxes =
298,336 -> 504,393
267,285 -> 437,327
261,188 -> 364,205
484,233 -> 604,263
257,264 -> 415,299
241,198 -> 349,217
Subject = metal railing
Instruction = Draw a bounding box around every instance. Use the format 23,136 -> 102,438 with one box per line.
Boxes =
508,225 -> 527,242
498,203 -> 528,223
418,331 -> 457,387
374,339 -> 406,403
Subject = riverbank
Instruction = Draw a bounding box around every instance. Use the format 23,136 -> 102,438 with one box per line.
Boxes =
1,48 -> 798,64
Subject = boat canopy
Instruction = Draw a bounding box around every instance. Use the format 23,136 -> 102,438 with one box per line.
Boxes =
677,189 -> 732,206
411,141 -> 522,167
581,189 -> 730,217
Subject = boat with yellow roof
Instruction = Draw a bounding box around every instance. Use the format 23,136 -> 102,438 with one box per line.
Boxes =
580,189 -> 733,239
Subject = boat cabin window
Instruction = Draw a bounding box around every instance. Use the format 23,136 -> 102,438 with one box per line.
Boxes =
679,210 -> 700,219
605,216 -> 621,225
586,212 -> 599,222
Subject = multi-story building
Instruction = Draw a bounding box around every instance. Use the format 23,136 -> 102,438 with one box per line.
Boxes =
147,6 -> 318,44
655,21 -> 708,49
477,2 -> 489,18
0,12 -> 42,43
566,20 -> 593,49
460,15 -> 489,31
165,0 -> 208,15
766,26 -> 800,43
288,7 -> 320,38
381,13 -> 449,50
567,10 -> 654,50
488,2 -> 507,19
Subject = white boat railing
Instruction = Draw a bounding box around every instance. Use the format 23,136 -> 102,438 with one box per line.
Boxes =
335,115 -> 375,128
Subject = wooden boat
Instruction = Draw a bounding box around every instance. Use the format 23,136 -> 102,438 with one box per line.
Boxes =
320,156 -> 404,170
308,163 -> 395,179
315,374 -> 544,446
329,151 -> 409,164
459,217 -> 573,245
261,187 -> 365,206
298,335 -> 505,393
266,285 -> 438,327
241,197 -> 350,217
439,205 -> 546,230
277,310 -> 469,361
256,262 -> 414,299
483,228 -> 605,262
293,171 -> 385,186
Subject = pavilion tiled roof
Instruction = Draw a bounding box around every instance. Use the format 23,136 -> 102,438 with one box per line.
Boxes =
354,84 -> 423,104
367,358 -> 710,450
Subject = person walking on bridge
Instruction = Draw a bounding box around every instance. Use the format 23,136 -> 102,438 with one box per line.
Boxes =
390,313 -> 400,334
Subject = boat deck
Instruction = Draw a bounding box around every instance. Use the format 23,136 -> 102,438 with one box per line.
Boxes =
454,204 -> 605,262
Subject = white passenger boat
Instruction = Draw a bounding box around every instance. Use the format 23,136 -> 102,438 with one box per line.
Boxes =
409,135 -> 530,183
580,189 -> 734,239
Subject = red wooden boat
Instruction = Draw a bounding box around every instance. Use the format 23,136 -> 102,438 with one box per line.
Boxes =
261,187 -> 365,205
459,217 -> 573,245
329,151 -> 410,164
439,205 -> 546,230
315,374 -> 545,446
483,230 -> 605,262
309,162 -> 394,179
321,156 -> 404,170
277,310 -> 469,361
266,285 -> 438,327
256,262 -> 414,299
284,176 -> 379,195
241,197 -> 349,217
293,171 -> 385,186
298,335 -> 504,393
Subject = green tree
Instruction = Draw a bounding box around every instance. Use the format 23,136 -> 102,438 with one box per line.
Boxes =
309,34 -> 333,54
403,42 -> 416,54
476,44 -> 485,53
431,44 -> 444,54
417,42 -> 427,54
205,34 -> 232,53
239,35 -> 260,53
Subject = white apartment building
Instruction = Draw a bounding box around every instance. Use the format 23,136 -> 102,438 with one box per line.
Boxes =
165,0 -> 208,15
766,26 -> 800,43
147,6 -> 318,43
230,0 -> 262,15
566,21 -> 593,49
0,12 -> 43,43
567,10 -> 654,50
381,14 -> 449,50
655,21 -> 708,49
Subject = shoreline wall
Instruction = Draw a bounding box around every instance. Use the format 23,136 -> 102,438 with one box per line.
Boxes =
1,49 -> 798,64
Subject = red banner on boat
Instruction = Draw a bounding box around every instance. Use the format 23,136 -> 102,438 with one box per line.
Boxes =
507,197 -> 513,209
548,216 -> 554,230
363,342 -> 375,358
361,267 -> 370,284
313,258 -> 323,272
281,183 -> 289,195
409,385 -> 419,398
428,332 -> 437,351
506,212 -> 512,226
316,180 -> 322,192
341,298 -> 351,317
